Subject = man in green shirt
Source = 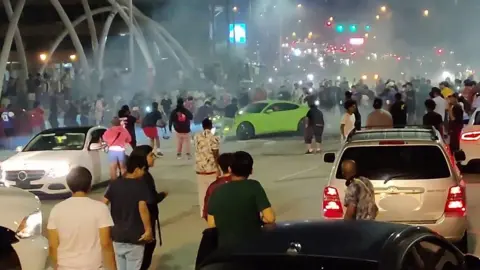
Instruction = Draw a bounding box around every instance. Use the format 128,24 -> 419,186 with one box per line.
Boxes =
207,151 -> 276,248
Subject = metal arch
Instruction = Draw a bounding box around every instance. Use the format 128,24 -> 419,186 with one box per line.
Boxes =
3,0 -> 28,81
50,0 -> 91,82
0,0 -> 26,92
81,0 -> 98,51
97,11 -> 118,80
105,0 -> 155,75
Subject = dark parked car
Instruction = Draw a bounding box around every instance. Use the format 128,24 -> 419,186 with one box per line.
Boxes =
196,220 -> 480,270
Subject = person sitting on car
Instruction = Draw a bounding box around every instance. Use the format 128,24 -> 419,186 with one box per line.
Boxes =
341,159 -> 378,220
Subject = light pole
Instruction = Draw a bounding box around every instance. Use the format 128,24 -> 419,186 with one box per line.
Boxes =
232,6 -> 237,48
128,0 -> 134,72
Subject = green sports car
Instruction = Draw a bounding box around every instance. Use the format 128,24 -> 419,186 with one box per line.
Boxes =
229,100 -> 309,140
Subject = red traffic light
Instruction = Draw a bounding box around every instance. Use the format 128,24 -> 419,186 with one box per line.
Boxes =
325,21 -> 332,27
436,49 -> 443,54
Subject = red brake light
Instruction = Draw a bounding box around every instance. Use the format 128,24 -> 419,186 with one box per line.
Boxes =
323,186 -> 344,218
379,140 -> 406,145
444,186 -> 466,217
461,131 -> 480,141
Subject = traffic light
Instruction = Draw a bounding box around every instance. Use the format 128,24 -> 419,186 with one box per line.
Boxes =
349,24 -> 357,33
335,24 -> 344,33
325,21 -> 332,27
365,25 -> 371,31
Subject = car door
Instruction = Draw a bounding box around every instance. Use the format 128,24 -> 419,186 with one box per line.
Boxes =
88,128 -> 108,184
263,103 -> 300,133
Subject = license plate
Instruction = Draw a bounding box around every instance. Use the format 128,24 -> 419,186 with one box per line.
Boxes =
16,182 -> 31,189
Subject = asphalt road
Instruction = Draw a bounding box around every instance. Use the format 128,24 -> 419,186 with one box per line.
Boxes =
3,135 -> 480,269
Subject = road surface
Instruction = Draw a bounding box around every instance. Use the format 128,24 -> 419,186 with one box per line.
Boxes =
2,136 -> 480,269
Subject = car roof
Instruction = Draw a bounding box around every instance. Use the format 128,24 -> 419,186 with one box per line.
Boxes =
39,126 -> 97,135
229,220 -> 410,261
346,127 -> 441,144
252,100 -> 302,105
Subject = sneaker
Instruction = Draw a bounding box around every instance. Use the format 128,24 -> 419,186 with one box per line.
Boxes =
305,150 -> 314,155
176,153 -> 181,159
316,148 -> 322,153
156,151 -> 164,157
186,153 -> 192,160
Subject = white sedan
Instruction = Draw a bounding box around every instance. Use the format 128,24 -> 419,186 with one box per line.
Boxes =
0,185 -> 48,269
0,126 -> 111,197
460,108 -> 480,168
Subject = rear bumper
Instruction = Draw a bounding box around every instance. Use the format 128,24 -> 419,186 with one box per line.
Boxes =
459,142 -> 480,166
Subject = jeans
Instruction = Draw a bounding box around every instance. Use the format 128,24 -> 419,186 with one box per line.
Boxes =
113,242 -> 145,270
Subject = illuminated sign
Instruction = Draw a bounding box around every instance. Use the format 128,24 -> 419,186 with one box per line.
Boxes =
229,23 -> 247,44
349,38 -> 365,46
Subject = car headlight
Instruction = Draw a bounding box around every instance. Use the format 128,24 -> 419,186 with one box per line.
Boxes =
238,110 -> 244,115
16,210 -> 42,238
46,162 -> 71,178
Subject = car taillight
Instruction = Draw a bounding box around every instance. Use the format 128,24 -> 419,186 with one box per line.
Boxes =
323,186 -> 344,218
444,186 -> 466,217
461,131 -> 480,141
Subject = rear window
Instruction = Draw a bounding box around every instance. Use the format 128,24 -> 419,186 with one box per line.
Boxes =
335,145 -> 451,180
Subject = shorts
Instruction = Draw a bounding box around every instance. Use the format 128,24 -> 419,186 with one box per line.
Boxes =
304,126 -> 323,144
4,128 -> 14,137
108,150 -> 126,164
143,127 -> 158,139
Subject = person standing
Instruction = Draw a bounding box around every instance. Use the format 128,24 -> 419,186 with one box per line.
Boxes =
194,118 -> 220,217
49,95 -> 59,128
447,93 -> 464,152
47,167 -> 116,270
202,153 -> 233,220
207,151 -> 276,248
431,87 -> 446,121
129,146 -> 167,270
2,104 -> 15,148
30,101 -> 45,134
103,156 -> 154,270
160,94 -> 172,116
423,99 -> 444,136
118,105 -> 138,149
366,98 -> 393,129
340,100 -> 356,141
95,94 -> 106,125
404,82 -> 416,124
304,101 -> 324,154
169,98 -> 193,159
341,160 -> 378,220
102,117 -> 132,180
389,93 -> 407,128
344,91 -> 361,130
142,102 -> 164,156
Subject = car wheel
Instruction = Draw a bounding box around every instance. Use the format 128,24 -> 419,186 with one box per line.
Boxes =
297,118 -> 306,135
236,122 -> 255,140
456,231 -> 468,253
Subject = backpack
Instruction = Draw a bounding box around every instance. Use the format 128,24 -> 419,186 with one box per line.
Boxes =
177,111 -> 187,122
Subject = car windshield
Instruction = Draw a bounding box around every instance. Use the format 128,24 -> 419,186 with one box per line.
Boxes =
201,255 -> 377,270
242,103 -> 268,114
335,145 -> 451,180
23,133 -> 86,152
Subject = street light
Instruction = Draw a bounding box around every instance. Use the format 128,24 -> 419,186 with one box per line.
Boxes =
375,15 -> 380,20
39,53 -> 47,61
232,6 -> 237,12
69,54 -> 77,61
297,4 -> 302,8
380,6 -> 387,12
423,9 -> 429,17
329,16 -> 334,21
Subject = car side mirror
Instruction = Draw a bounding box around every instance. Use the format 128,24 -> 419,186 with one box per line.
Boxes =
454,150 -> 466,162
89,142 -> 103,151
265,109 -> 273,114
15,146 -> 23,152
323,153 -> 335,163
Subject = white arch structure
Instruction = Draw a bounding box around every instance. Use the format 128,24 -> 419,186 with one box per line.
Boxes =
0,0 -> 195,91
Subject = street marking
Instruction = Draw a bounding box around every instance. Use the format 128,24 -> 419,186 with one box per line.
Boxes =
277,165 -> 320,181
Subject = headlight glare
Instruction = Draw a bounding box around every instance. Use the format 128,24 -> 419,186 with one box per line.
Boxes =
47,162 -> 71,178
16,211 -> 42,238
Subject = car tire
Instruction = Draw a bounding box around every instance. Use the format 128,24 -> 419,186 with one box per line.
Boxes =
236,122 -> 255,140
456,231 -> 468,253
297,118 -> 306,135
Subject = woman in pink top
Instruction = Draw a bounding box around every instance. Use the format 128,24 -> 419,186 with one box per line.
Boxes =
102,117 -> 132,180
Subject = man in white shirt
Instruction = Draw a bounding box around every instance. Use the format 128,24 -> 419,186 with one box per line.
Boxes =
340,99 -> 357,140
431,87 -> 446,121
47,167 -> 116,270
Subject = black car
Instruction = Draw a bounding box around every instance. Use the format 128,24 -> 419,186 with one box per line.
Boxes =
196,220 -> 480,270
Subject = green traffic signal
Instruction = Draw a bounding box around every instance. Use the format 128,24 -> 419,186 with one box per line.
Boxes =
335,24 -> 344,33
349,24 -> 357,33
365,25 -> 371,31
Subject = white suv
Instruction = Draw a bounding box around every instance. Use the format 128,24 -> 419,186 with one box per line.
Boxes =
0,185 -> 48,269
323,127 -> 468,251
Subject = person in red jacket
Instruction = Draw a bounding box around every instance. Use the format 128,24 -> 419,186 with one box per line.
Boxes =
30,101 -> 45,135
203,153 -> 233,220
102,117 -> 131,180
